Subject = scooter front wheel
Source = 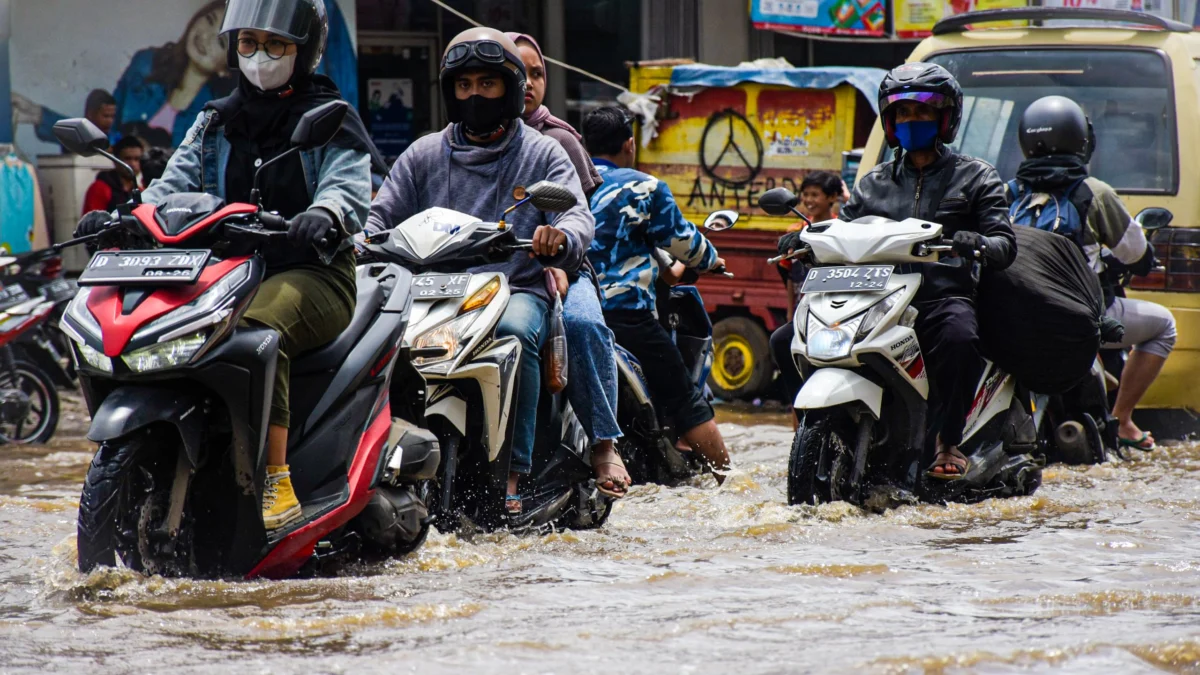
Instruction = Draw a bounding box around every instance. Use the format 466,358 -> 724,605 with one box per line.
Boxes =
787,412 -> 854,506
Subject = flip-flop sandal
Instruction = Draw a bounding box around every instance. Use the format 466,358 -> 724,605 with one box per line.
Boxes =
925,451 -> 970,481
593,461 -> 630,499
505,494 -> 523,515
1118,432 -> 1156,452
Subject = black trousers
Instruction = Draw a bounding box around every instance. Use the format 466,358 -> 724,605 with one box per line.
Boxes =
770,323 -> 804,401
914,298 -> 984,448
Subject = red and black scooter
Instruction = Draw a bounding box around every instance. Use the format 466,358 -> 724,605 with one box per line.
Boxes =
54,102 -> 439,579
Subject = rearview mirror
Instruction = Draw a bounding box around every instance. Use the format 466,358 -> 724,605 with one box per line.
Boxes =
1135,207 -> 1173,232
52,118 -> 110,157
526,181 -> 577,213
758,188 -> 800,217
291,100 -> 349,150
703,210 -> 738,232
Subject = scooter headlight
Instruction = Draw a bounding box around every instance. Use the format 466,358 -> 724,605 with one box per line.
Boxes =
413,312 -> 480,370
856,288 -> 905,341
64,286 -> 101,341
121,331 -> 209,373
76,341 -> 113,374
806,314 -> 863,362
134,262 -> 251,342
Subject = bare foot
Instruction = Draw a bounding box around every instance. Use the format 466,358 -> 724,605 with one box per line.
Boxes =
592,441 -> 631,498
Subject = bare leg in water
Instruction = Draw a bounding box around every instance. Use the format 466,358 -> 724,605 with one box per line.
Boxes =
1113,350 -> 1167,449
678,419 -> 731,484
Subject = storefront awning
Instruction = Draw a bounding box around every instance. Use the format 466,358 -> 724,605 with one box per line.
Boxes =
668,65 -> 888,113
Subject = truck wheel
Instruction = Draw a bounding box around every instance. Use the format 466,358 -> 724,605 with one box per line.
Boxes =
709,317 -> 771,400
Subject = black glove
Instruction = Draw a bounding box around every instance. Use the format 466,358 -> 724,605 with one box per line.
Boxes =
951,230 -> 987,260
75,211 -> 112,237
288,208 -> 337,248
777,230 -> 803,256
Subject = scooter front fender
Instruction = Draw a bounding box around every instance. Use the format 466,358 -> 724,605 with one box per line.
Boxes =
794,368 -> 882,419
87,385 -> 207,466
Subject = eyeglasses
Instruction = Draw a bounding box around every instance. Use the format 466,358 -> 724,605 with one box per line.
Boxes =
236,36 -> 292,60
444,40 -> 507,69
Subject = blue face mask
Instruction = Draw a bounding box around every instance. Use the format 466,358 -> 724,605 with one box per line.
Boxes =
895,120 -> 940,151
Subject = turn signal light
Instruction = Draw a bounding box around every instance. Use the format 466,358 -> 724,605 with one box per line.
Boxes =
459,278 -> 501,314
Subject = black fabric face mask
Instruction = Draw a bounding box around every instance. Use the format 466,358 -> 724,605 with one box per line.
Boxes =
459,95 -> 508,135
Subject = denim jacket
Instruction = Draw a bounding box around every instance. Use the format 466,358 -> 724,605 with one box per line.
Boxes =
142,110 -> 371,241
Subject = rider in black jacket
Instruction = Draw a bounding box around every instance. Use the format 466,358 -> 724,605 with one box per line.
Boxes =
773,63 -> 1016,478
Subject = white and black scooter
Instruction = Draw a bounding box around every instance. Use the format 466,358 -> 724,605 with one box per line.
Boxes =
360,182 -> 612,532
761,188 -> 1043,507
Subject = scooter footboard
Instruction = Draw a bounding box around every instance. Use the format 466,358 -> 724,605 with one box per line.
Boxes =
794,368 -> 883,419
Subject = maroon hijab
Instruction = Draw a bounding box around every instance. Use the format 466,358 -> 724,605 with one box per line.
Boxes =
505,32 -> 583,142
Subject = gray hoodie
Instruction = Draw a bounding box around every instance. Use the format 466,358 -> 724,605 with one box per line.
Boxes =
366,120 -> 595,302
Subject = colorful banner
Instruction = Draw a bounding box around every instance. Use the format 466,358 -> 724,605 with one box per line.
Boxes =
894,0 -> 1027,39
750,0 -> 888,37
1040,0 -> 1176,24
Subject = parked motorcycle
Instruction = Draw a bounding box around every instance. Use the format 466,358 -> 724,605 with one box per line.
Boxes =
0,283 -> 61,444
360,182 -> 613,532
760,188 -> 1043,507
2,246 -> 79,388
616,209 -> 735,485
55,103 -> 437,579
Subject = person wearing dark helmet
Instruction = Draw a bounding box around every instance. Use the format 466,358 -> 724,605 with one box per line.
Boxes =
366,27 -> 596,516
76,0 -> 378,531
778,62 -> 1017,479
1009,95 -> 1174,452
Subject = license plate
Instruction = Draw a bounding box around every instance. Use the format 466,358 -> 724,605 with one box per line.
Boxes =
78,250 -> 211,286
801,265 -> 894,294
0,284 -> 29,311
412,273 -> 472,299
39,278 -> 76,302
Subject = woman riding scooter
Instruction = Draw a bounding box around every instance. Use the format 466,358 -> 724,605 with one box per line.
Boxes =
75,0 -> 376,531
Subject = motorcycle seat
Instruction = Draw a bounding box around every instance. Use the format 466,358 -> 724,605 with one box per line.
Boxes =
292,278 -> 385,374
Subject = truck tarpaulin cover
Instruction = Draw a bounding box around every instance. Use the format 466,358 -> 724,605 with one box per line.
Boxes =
976,226 -> 1104,394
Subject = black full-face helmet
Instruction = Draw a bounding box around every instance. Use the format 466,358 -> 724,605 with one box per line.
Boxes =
221,0 -> 329,77
878,62 -> 964,149
1018,95 -> 1094,160
439,27 -> 527,124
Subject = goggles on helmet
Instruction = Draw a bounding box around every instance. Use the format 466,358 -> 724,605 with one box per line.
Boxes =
882,91 -> 954,110
443,40 -> 507,69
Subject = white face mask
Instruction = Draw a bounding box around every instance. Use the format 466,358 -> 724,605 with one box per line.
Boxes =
238,52 -> 296,92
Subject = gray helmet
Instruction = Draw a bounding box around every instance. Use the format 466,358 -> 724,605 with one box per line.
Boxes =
221,0 -> 329,77
1018,96 -> 1092,159
439,27 -> 527,124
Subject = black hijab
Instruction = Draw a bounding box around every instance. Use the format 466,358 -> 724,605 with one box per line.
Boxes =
206,73 -> 388,217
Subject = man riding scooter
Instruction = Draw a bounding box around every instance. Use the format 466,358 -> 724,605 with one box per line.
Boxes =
1007,95 -> 1175,452
774,62 -> 1016,480
364,27 -> 597,517
75,0 -> 375,530
583,106 -> 732,480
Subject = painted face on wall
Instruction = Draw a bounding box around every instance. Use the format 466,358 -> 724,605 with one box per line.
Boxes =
187,6 -> 229,76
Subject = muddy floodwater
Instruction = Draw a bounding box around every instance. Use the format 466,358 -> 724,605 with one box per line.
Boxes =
2,398 -> 1199,674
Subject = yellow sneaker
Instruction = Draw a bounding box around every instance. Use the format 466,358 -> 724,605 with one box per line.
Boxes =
263,465 -> 302,530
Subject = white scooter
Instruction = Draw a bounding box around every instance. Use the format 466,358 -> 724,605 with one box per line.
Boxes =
360,182 -> 612,532
760,188 -> 1043,507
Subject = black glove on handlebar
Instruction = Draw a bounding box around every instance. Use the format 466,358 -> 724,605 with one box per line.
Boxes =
777,230 -> 803,256
75,211 -> 111,237
951,230 -> 986,260
289,208 -> 337,248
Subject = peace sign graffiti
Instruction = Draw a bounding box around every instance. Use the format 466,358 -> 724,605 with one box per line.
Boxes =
699,108 -> 764,189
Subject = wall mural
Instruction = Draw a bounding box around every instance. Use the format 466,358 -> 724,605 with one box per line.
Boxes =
10,0 -> 357,153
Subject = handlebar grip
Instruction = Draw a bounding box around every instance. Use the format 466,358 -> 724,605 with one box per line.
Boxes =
259,212 -> 289,231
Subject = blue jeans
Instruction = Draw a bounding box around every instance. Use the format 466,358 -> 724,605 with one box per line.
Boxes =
495,292 -> 550,475
563,274 -> 622,444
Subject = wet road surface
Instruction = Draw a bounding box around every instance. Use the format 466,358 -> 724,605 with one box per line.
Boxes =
2,398 -> 1199,673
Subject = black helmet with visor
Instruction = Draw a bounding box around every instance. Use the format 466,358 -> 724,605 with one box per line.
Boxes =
221,0 -> 329,77
878,62 -> 964,149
